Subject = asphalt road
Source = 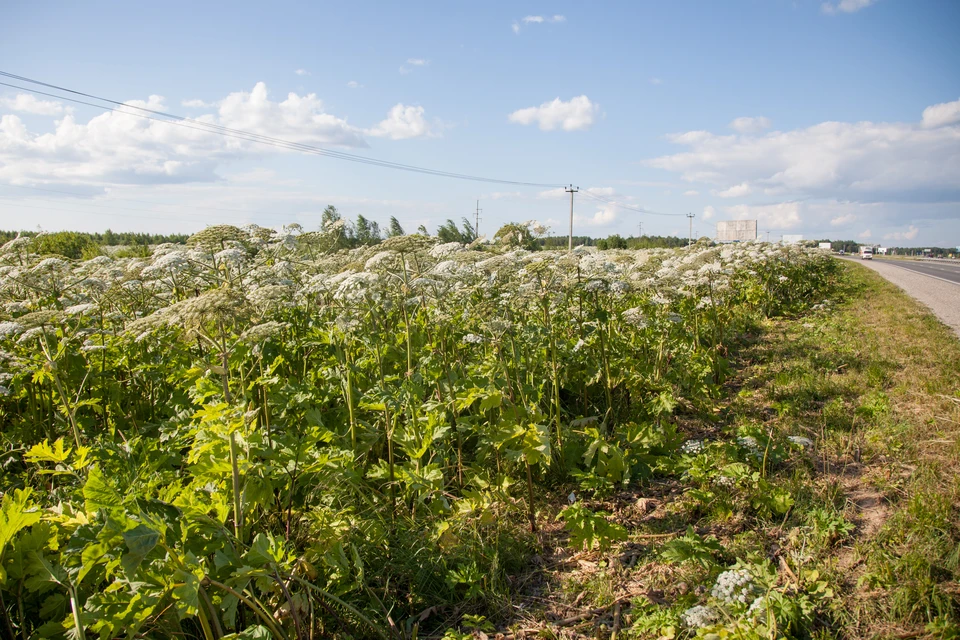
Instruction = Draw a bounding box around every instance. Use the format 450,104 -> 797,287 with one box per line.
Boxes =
873,258 -> 960,285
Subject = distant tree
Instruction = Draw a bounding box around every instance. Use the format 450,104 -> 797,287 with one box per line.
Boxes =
31,231 -> 97,259
387,216 -> 405,237
436,218 -> 478,244
417,224 -> 429,235
322,205 -> 342,229
597,234 -> 628,250
354,214 -> 381,245
494,222 -> 538,250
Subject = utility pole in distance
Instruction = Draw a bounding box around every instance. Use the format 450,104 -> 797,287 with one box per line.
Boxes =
565,185 -> 579,252
686,212 -> 695,248
474,200 -> 482,238
638,221 -> 643,238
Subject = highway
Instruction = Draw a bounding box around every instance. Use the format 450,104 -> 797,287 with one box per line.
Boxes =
874,258 -> 960,285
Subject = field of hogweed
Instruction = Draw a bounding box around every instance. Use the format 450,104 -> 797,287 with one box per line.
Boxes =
0,224 -> 838,639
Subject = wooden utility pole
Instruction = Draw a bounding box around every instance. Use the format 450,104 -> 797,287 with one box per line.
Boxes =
565,185 -> 579,252
686,212 -> 695,247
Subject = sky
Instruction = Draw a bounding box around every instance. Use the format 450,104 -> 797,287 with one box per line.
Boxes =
0,0 -> 958,247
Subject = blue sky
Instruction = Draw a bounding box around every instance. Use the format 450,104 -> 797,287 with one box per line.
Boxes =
1,0 -> 958,246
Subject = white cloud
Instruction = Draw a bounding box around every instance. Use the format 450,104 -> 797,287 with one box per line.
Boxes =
822,0 -> 876,15
648,101 -> 960,204
217,82 -> 366,147
724,202 -> 802,230
716,182 -> 752,198
366,104 -> 431,140
486,191 -> 522,200
576,202 -> 617,226
729,116 -> 771,133
0,94 -> 64,116
0,82 -> 394,187
508,95 -> 599,131
883,225 -> 919,241
181,99 -> 216,108
921,97 -> 960,129
830,214 -> 856,226
399,59 -> 429,75
649,77 -> 663,86
295,69 -> 310,76
702,205 -> 715,220
858,229 -> 872,239
346,81 -> 363,89
513,15 -> 565,33
683,190 -> 699,196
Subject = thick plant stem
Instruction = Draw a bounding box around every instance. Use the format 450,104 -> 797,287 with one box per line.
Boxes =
526,461 -> 537,533
229,430 -> 243,541
69,587 -> 87,640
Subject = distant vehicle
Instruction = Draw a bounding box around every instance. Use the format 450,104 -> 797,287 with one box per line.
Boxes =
839,249 -> 845,255
860,247 -> 873,260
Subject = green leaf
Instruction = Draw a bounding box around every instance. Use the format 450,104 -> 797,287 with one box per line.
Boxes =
24,439 -> 71,465
121,524 -> 160,576
83,466 -> 124,514
0,489 -> 42,567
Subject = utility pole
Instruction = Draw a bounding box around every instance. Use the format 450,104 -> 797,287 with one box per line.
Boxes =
766,230 -> 771,243
565,185 -> 579,252
474,200 -> 482,238
686,212 -> 695,248
638,221 -> 643,238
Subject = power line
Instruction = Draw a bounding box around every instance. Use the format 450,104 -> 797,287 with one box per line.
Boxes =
578,190 -> 684,217
0,71 -> 565,189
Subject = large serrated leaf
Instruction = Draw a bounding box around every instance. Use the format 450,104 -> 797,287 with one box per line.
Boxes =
120,524 -> 160,576
83,466 -> 123,514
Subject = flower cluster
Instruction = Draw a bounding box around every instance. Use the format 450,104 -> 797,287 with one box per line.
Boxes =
711,568 -> 755,605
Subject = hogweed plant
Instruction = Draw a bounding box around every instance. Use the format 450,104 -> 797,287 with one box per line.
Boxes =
0,228 -> 838,638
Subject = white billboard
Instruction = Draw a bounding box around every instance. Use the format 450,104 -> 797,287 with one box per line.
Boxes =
818,242 -> 831,249
716,220 -> 757,242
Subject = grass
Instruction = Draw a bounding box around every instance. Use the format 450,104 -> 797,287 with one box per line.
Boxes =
451,259 -> 960,639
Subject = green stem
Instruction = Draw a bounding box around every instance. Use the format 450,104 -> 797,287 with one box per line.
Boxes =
291,576 -> 389,640
229,430 -> 243,542
205,578 -> 288,640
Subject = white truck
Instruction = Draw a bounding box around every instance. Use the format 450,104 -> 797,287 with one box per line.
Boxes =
860,246 -> 873,260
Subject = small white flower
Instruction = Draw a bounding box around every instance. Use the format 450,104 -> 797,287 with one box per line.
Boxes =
462,333 -> 484,345
681,605 -> 716,628
788,435 -> 813,448
681,440 -> 704,454
0,322 -> 24,338
573,338 -> 586,352
568,492 -> 577,504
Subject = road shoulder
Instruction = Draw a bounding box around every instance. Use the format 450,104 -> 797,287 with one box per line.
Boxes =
839,257 -> 960,339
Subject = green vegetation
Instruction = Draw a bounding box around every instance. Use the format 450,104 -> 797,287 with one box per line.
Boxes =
1,224 -> 954,638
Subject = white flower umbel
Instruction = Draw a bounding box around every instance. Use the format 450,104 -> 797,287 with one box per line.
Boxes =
711,568 -> 755,605
681,605 -> 717,628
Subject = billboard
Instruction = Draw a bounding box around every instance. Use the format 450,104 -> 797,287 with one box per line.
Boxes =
716,220 -> 757,242
818,242 -> 831,249
782,234 -> 803,245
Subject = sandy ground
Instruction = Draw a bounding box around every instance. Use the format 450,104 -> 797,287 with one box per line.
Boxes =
841,257 -> 960,339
